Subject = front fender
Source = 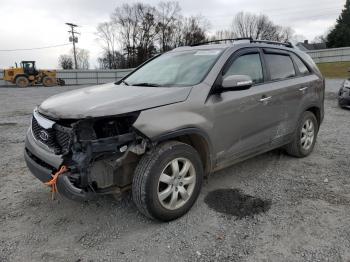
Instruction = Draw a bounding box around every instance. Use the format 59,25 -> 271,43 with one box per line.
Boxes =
133,102 -> 215,172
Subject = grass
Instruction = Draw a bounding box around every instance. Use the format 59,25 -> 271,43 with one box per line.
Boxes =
317,61 -> 350,79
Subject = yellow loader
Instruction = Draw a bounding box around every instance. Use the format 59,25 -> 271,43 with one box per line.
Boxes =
2,61 -> 65,88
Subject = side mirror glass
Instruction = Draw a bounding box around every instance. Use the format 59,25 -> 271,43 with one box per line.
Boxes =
221,75 -> 253,91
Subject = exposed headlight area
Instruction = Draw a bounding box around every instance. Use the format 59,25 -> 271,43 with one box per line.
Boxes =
92,113 -> 140,139
343,80 -> 350,89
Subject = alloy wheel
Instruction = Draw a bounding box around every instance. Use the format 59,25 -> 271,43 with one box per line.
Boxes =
157,158 -> 196,210
300,119 -> 315,150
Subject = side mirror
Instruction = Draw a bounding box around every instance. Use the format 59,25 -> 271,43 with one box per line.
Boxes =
221,75 -> 253,91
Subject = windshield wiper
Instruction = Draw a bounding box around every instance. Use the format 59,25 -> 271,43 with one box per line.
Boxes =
132,82 -> 161,87
120,80 -> 129,86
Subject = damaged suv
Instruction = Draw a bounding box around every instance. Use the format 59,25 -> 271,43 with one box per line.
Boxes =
24,39 -> 324,221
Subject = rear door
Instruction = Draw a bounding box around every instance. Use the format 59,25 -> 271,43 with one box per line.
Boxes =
289,53 -> 322,124
261,49 -> 303,146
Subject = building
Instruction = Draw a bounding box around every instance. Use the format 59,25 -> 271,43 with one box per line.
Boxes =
296,40 -> 327,51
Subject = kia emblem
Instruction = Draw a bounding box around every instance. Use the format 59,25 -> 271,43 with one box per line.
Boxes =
39,130 -> 49,141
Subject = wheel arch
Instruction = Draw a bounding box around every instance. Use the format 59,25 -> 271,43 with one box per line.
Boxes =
305,106 -> 321,127
14,74 -> 28,81
150,128 -> 214,176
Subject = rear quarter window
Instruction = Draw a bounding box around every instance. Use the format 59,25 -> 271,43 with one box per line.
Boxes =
292,54 -> 311,75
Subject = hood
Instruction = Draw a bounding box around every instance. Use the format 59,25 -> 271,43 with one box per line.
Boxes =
38,83 -> 192,119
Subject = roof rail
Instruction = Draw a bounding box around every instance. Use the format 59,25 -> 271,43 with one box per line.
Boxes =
190,38 -> 253,47
250,39 -> 293,48
191,38 -> 293,48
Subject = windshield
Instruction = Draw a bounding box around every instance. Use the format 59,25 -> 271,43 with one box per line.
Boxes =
122,49 -> 224,87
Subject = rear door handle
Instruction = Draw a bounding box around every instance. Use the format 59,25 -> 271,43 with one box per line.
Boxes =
259,96 -> 272,104
299,86 -> 309,92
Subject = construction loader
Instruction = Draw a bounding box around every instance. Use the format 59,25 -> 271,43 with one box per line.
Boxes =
2,61 -> 65,87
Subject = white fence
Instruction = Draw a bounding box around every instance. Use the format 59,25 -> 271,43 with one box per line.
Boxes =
306,47 -> 350,63
0,69 -> 133,86
1,47 -> 350,86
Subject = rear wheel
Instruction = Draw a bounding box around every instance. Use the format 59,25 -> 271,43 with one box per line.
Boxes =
42,76 -> 56,87
285,111 -> 318,158
132,141 -> 203,221
15,76 -> 29,88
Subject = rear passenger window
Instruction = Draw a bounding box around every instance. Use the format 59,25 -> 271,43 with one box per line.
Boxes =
224,53 -> 263,84
293,55 -> 311,75
265,54 -> 296,81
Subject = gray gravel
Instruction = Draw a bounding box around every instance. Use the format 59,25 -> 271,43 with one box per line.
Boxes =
1,80 -> 350,262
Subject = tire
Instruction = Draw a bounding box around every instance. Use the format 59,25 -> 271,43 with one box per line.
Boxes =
285,111 -> 318,158
15,76 -> 29,88
42,76 -> 56,87
58,79 -> 65,86
132,141 -> 203,221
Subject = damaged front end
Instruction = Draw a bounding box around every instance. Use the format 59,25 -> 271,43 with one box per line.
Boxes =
25,109 -> 149,201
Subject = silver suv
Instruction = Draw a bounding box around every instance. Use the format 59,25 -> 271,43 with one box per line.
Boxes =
24,39 -> 324,221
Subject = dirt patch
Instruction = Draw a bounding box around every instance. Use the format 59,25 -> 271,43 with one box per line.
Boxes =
204,189 -> 271,219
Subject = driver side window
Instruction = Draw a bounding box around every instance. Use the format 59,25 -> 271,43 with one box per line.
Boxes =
224,53 -> 264,84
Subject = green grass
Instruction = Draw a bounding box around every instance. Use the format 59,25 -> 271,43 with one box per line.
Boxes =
317,61 -> 350,79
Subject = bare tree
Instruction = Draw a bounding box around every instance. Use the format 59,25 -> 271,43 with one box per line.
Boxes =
111,3 -> 159,67
96,22 -> 119,69
73,48 -> 90,69
136,4 -> 159,63
229,12 -> 293,42
181,16 -> 209,46
210,30 -> 234,41
98,50 -> 126,69
157,1 -> 181,52
58,54 -> 73,70
99,2 -> 210,67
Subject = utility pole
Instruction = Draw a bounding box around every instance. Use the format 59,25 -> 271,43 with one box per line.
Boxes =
65,23 -> 80,69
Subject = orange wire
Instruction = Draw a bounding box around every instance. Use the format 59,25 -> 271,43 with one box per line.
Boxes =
45,165 -> 69,200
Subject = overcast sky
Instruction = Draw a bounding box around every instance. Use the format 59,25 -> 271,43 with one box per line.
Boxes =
0,0 -> 345,69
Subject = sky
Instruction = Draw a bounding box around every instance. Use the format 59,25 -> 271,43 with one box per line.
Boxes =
0,0 -> 345,69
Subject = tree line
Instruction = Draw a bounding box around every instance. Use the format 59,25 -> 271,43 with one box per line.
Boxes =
94,1 -> 293,70
58,1 -> 350,70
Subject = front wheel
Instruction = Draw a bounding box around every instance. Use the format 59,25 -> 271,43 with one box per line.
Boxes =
15,76 -> 29,88
42,76 -> 56,87
285,111 -> 318,158
132,141 -> 203,221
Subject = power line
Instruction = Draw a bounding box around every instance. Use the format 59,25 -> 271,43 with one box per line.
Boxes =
0,43 -> 70,52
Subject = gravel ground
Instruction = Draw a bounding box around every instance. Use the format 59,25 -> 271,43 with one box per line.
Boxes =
0,80 -> 350,262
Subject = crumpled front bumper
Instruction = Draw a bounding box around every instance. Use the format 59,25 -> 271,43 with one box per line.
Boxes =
24,128 -> 93,201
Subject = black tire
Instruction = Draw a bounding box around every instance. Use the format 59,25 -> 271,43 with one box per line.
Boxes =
132,141 -> 203,221
42,76 -> 56,87
58,79 -> 65,86
15,76 -> 29,88
285,111 -> 318,158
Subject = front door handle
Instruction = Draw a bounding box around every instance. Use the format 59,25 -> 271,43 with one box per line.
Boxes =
259,96 -> 272,104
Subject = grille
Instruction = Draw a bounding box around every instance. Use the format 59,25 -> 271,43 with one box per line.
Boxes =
31,116 -> 71,154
